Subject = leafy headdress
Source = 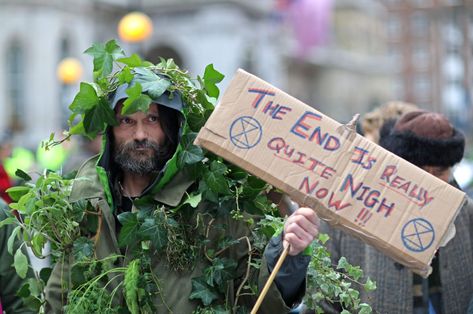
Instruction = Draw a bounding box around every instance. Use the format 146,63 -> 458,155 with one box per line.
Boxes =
48,39 -> 229,205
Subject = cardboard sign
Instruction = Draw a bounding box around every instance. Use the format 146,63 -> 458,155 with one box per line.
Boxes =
194,69 -> 466,277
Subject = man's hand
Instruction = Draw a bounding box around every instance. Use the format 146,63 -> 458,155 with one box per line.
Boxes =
283,207 -> 320,256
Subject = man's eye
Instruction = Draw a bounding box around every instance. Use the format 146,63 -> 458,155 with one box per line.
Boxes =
120,117 -> 132,124
148,116 -> 159,122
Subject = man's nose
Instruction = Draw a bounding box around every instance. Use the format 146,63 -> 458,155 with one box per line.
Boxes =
134,123 -> 148,141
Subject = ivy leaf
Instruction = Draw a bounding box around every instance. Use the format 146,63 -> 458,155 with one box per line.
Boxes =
118,66 -> 134,85
39,267 -> 52,284
189,277 -> 219,306
69,120 -> 85,136
337,256 -> 349,271
228,166 -> 247,181
14,249 -> 28,279
203,64 -> 224,98
210,160 -> 227,175
178,133 -> 204,166
118,212 -> 140,247
204,171 -> 230,195
69,83 -> 100,114
84,39 -> 125,78
182,193 -> 202,208
359,303 -> 372,314
134,67 -> 171,99
117,54 -> 144,67
73,237 -> 94,262
122,83 -> 153,115
363,278 -> 376,292
198,180 -> 218,203
347,264 -> 363,281
179,145 -> 204,166
204,258 -> 237,287
318,233 -> 330,245
196,89 -> 215,111
186,111 -> 206,132
241,176 -> 267,199
83,97 -> 117,136
139,218 -> 167,250
17,282 -> 31,298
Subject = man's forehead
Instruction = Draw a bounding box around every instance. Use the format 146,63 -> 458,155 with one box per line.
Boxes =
115,101 -> 160,115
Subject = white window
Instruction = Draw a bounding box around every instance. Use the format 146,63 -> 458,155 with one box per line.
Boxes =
443,22 -> 463,49
443,54 -> 464,82
412,43 -> 430,69
443,83 -> 465,112
6,41 -> 25,130
413,73 -> 431,101
387,16 -> 402,39
388,46 -> 403,70
410,12 -> 429,37
393,76 -> 405,99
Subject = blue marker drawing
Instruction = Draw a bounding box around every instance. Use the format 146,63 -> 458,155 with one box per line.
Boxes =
401,218 -> 435,252
229,116 -> 263,149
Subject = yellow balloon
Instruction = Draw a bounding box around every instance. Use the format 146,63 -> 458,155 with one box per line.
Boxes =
57,58 -> 83,85
118,12 -> 153,42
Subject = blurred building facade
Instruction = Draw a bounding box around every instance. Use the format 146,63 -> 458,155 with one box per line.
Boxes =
282,0 -> 395,122
381,0 -> 473,135
0,0 -> 394,148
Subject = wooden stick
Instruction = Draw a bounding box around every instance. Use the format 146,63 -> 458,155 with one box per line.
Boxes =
251,245 -> 290,314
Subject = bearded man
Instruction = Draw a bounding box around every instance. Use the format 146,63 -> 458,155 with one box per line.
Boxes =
45,69 -> 320,313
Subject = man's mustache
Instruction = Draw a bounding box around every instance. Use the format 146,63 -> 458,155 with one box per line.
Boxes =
120,140 -> 160,151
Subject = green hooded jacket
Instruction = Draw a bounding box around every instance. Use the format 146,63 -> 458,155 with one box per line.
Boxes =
45,155 -> 296,313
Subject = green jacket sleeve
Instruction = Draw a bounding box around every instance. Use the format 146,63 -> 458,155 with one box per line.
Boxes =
0,205 -> 35,313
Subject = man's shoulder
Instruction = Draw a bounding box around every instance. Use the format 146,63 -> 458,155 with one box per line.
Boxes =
76,155 -> 100,177
69,155 -> 105,201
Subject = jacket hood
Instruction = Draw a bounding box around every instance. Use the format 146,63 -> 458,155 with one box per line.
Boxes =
110,81 -> 184,113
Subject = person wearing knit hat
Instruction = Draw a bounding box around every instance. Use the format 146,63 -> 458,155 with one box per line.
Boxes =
320,109 -> 473,314
379,110 -> 465,182
379,110 -> 472,314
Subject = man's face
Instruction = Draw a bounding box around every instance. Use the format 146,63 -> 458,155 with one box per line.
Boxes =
113,102 -> 168,175
421,165 -> 452,183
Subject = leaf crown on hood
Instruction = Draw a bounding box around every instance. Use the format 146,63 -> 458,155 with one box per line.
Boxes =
64,39 -> 224,142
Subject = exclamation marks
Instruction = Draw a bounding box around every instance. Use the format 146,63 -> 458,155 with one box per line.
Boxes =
355,208 -> 373,227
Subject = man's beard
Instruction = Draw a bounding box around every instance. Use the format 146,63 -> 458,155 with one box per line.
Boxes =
114,139 -> 171,175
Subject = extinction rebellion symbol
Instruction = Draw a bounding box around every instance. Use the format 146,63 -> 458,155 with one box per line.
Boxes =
401,218 -> 435,252
229,116 -> 263,149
